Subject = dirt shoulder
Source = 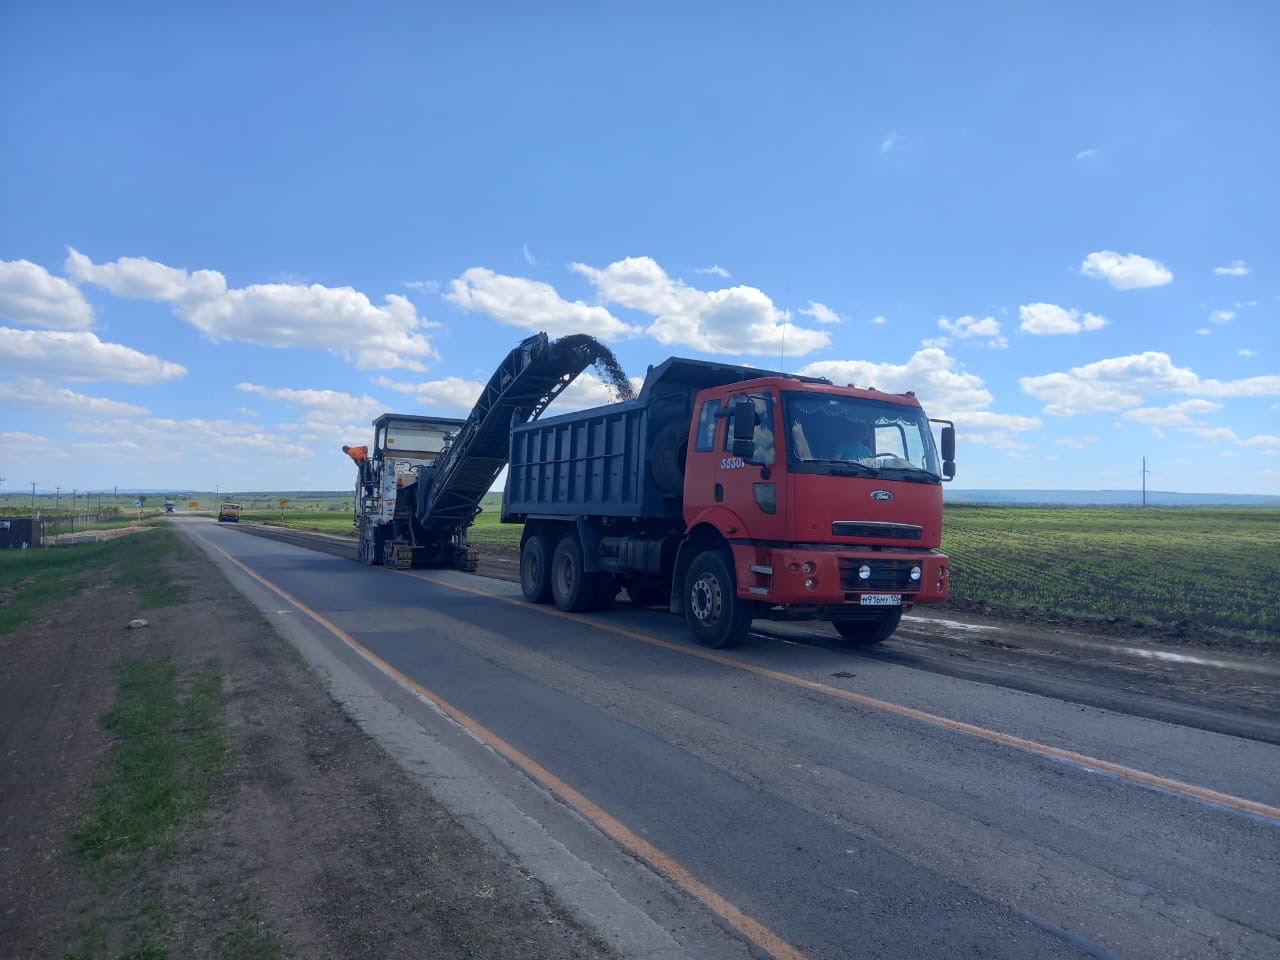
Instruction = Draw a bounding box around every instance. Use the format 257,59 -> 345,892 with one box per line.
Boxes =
0,536 -> 612,959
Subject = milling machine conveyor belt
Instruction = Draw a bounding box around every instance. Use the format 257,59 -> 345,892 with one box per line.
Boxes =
417,333 -> 610,535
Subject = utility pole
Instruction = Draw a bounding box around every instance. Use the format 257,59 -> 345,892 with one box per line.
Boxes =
1141,456 -> 1150,508
72,489 -> 77,530
56,486 -> 61,514
30,481 -> 37,515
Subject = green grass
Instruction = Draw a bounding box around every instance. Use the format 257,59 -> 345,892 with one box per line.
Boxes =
73,662 -> 228,868
0,528 -> 187,635
940,505 -> 1280,638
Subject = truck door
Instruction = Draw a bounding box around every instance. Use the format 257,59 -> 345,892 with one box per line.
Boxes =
717,390 -> 788,543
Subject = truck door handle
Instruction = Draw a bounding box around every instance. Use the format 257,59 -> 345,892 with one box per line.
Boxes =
715,483 -> 724,502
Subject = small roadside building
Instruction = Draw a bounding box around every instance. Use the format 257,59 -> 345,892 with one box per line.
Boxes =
0,517 -> 44,549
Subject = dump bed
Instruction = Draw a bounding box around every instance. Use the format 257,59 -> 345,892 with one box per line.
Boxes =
504,356 -> 811,523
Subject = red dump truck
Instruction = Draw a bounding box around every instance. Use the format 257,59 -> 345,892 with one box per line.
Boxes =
345,335 -> 955,649
506,355 -> 955,648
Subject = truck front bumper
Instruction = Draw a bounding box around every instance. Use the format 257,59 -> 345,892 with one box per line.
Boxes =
735,545 -> 949,608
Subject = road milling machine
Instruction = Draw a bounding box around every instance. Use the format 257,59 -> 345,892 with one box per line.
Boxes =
343,333 -> 618,569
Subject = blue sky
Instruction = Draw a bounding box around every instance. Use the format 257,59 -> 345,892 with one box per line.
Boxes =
2,1 -> 1277,497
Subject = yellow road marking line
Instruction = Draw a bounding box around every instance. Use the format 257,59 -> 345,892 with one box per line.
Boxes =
194,533 -> 810,960
405,570 -> 1280,824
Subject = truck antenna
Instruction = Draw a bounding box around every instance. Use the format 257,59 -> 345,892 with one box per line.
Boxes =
779,280 -> 789,372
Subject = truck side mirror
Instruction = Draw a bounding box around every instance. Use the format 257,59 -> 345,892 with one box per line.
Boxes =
930,419 -> 956,481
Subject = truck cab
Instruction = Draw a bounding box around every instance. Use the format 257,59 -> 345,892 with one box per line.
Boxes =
679,378 -> 952,644
217,501 -> 241,522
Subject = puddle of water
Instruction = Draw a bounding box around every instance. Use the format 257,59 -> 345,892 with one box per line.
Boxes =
903,615 -> 1000,633
1121,647 -> 1244,670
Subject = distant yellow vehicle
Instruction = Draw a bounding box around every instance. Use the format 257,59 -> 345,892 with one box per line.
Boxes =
217,501 -> 241,523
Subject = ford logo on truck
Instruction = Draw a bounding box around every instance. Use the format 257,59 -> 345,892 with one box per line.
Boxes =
870,489 -> 894,502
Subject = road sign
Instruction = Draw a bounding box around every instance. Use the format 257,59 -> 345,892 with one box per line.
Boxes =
279,498 -> 288,506
134,499 -> 142,507
188,501 -> 199,508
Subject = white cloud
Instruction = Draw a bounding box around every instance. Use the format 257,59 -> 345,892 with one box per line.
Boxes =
571,256 -> 828,356
880,130 -> 902,153
376,375 -> 486,412
1239,348 -> 1256,358
404,279 -> 440,294
1080,251 -> 1173,289
446,266 -> 635,339
65,247 -> 225,301
1021,351 -> 1280,415
235,383 -> 387,431
800,301 -> 843,325
1214,260 -> 1250,276
522,244 -> 537,266
71,416 -> 311,461
68,249 -> 440,371
797,347 -> 993,416
1123,399 -> 1222,426
0,377 -> 148,416
870,315 -> 887,325
0,259 -> 94,330
938,314 -> 1008,347
1210,309 -> 1235,324
1196,328 -> 1211,335
1075,148 -> 1099,160
1054,435 -> 1098,448
0,327 -> 186,383
951,410 -> 1043,449
695,265 -> 731,279
1019,302 -> 1107,335
187,284 -> 438,370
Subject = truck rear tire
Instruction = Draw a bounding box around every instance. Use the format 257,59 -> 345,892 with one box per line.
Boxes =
683,551 -> 751,649
551,535 -> 601,613
520,535 -> 554,604
832,608 -> 902,645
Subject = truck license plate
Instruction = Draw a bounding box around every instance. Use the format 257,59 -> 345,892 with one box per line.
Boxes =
860,594 -> 901,606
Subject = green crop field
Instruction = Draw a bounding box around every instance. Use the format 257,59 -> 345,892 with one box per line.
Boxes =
238,498 -> 1278,641
939,505 -> 1279,639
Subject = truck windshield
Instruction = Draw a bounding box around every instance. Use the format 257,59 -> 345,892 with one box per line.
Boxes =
782,392 -> 942,480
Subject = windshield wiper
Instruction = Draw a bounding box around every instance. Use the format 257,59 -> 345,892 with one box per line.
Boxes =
812,460 -> 878,477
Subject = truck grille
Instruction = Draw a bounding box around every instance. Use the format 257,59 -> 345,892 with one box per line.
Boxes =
831,521 -> 922,541
838,558 -> 921,593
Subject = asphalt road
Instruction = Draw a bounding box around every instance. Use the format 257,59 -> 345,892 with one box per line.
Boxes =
181,517 -> 1280,960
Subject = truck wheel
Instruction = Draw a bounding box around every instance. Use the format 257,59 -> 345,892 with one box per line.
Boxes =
520,535 -> 554,604
684,551 -> 751,649
832,608 -> 902,645
551,535 -> 601,612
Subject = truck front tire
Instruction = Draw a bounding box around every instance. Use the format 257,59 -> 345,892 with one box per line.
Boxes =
684,551 -> 751,649
832,608 -> 902,645
521,535 -> 554,603
551,535 -> 601,613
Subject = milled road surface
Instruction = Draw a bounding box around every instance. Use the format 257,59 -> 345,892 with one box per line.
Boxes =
186,517 -> 1280,960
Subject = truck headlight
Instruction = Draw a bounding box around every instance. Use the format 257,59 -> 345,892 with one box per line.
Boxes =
910,566 -> 922,581
858,564 -> 872,580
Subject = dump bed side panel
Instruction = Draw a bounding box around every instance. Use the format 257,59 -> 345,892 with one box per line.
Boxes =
505,398 -> 686,522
